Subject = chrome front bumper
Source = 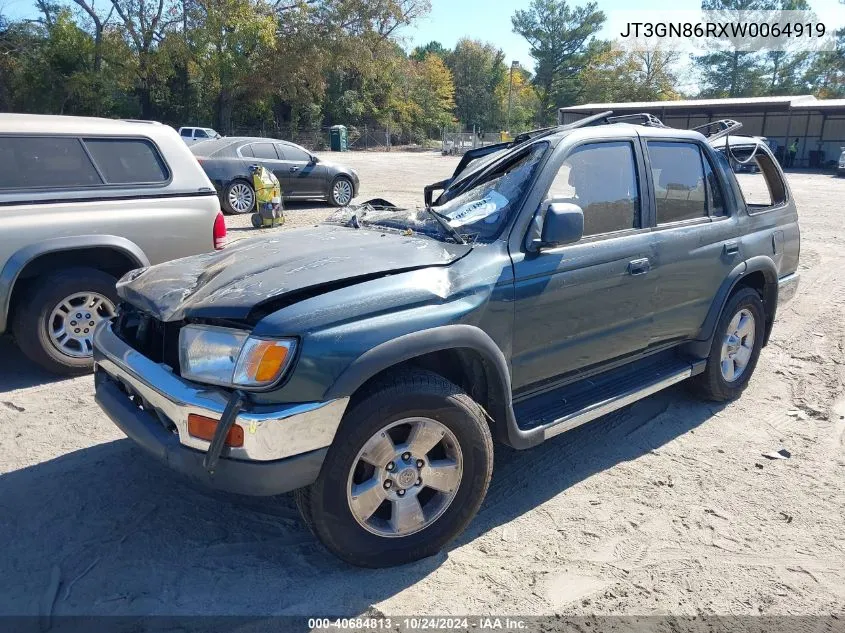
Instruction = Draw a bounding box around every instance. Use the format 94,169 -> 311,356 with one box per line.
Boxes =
778,272 -> 799,306
92,321 -> 348,462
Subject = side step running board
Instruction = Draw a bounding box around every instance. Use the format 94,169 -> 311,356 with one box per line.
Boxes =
539,360 -> 704,440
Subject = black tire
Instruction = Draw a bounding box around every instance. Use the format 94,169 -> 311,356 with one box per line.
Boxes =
328,176 -> 354,207
690,287 -> 766,402
11,267 -> 119,376
295,369 -> 494,568
222,179 -> 255,215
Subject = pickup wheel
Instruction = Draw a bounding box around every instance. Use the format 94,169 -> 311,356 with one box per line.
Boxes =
691,287 -> 765,401
295,370 -> 493,568
12,267 -> 118,375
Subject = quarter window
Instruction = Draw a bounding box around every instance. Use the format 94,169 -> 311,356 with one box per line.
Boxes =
84,138 -> 168,184
547,141 -> 640,237
648,141 -> 708,224
0,136 -> 102,189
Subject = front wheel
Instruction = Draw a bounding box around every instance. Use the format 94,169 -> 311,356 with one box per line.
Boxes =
329,176 -> 354,207
295,370 -> 493,567
690,287 -> 765,401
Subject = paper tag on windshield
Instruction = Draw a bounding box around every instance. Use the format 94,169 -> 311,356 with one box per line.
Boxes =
446,191 -> 509,227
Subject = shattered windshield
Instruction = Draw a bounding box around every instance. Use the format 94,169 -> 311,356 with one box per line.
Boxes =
325,142 -> 548,244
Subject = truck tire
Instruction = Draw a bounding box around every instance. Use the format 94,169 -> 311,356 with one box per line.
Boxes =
295,369 -> 493,567
690,287 -> 765,401
12,267 -> 118,375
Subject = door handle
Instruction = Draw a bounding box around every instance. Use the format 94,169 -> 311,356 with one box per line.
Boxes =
628,258 -> 651,275
724,241 -> 740,256
289,167 -> 298,173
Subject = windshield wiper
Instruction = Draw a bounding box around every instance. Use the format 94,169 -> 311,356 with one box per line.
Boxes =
424,207 -> 466,245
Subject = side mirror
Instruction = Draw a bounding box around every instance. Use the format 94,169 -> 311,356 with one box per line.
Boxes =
534,202 -> 584,249
309,154 -> 318,164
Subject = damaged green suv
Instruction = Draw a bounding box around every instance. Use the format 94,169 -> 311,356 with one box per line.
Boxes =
94,113 -> 800,567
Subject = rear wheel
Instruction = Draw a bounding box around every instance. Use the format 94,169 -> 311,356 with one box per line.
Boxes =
690,287 -> 765,401
223,180 -> 255,214
12,267 -> 118,375
295,370 -> 493,567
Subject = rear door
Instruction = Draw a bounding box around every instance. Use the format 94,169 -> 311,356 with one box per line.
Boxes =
641,139 -> 741,343
510,135 -> 661,391
244,142 -> 289,190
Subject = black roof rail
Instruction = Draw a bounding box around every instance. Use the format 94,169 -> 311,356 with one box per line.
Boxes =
511,111 -> 615,145
690,119 -> 743,141
601,113 -> 667,128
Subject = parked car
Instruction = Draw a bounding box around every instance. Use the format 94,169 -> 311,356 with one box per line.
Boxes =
190,137 -> 359,213
0,114 -> 226,375
178,127 -> 221,146
838,147 -> 845,177
93,113 -> 799,567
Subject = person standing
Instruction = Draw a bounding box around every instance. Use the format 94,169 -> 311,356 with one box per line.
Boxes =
787,138 -> 799,168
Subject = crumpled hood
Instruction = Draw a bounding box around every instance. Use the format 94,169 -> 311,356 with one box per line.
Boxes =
117,224 -> 472,322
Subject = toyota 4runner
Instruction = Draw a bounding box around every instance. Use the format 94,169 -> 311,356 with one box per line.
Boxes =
93,113 -> 799,567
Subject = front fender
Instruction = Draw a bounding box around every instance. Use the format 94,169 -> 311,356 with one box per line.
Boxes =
323,324 -> 542,450
0,235 -> 149,333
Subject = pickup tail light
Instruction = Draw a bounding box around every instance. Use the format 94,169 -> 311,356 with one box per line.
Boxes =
213,211 -> 227,250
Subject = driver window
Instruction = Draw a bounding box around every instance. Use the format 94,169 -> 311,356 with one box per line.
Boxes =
547,141 -> 640,237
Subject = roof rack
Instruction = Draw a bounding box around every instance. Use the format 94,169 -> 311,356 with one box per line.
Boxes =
600,113 -> 667,127
689,119 -> 743,141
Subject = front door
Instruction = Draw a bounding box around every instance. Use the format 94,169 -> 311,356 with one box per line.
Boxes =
511,138 -> 660,392
276,143 -> 323,197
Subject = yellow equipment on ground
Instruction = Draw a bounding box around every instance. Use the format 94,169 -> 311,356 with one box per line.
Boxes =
250,164 -> 285,229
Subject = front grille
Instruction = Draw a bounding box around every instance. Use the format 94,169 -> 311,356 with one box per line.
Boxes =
113,302 -> 181,371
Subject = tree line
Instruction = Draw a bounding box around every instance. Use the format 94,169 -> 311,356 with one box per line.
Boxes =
0,0 -> 842,140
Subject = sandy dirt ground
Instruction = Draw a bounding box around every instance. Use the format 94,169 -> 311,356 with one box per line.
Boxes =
1,152 -> 844,620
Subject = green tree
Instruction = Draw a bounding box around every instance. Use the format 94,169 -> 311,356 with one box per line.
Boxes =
410,40 -> 446,61
580,47 -> 680,103
447,38 -> 505,131
694,0 -> 779,97
512,0 -> 605,124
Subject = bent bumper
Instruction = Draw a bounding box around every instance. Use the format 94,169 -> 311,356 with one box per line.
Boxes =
778,272 -> 799,306
92,321 -> 347,495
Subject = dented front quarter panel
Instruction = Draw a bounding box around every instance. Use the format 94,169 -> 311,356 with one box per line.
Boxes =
249,242 -> 516,404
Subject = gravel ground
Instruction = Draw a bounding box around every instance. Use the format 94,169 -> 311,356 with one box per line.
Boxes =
1,154 -> 844,620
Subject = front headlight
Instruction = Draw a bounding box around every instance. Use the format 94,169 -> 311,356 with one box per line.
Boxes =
179,324 -> 296,388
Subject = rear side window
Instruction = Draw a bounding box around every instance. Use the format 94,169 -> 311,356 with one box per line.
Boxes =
0,136 -> 102,189
547,141 -> 640,237
726,147 -> 787,210
84,138 -> 168,184
180,128 -> 192,137
648,141 -> 708,224
250,143 -> 278,160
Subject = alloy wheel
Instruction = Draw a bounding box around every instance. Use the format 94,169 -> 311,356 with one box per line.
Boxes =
346,417 -> 463,538
720,308 -> 755,382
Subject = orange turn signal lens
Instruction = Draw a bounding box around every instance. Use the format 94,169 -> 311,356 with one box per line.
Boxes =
233,338 -> 294,387
187,414 -> 244,447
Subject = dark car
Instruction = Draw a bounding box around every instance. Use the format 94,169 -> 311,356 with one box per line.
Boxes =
191,137 -> 360,214
95,113 -> 799,568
